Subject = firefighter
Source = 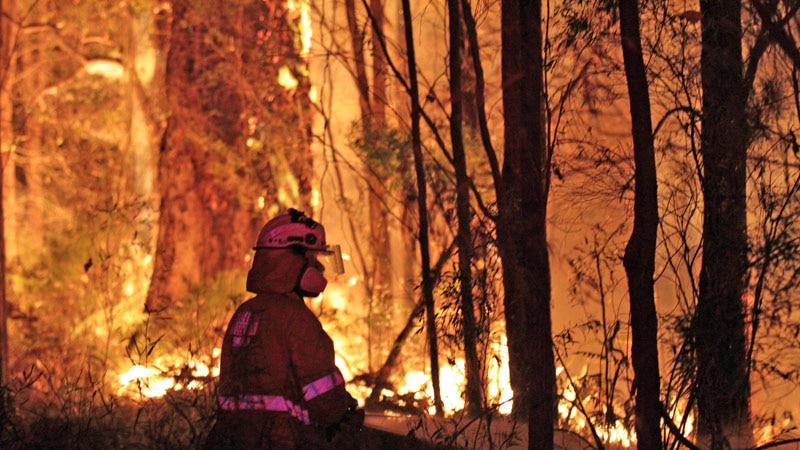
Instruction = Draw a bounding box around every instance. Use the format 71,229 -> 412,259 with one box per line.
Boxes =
205,209 -> 364,449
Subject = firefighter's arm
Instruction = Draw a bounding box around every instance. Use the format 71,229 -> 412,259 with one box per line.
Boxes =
289,307 -> 359,428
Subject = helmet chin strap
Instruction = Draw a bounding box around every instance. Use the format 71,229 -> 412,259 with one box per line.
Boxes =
296,263 -> 328,297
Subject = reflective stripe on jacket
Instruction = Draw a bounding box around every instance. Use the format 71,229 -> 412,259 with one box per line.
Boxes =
217,369 -> 345,425
302,369 -> 345,401
207,248 -> 356,450
216,294 -> 353,428
218,394 -> 311,425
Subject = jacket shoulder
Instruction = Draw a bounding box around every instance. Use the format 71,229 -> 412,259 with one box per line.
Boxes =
245,293 -> 318,321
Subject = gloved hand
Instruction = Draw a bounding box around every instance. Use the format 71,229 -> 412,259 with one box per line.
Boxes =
325,405 -> 365,441
343,406 -> 365,431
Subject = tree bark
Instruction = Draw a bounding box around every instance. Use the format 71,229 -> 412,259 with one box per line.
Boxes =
694,0 -> 753,446
146,0 -> 304,313
345,0 -> 372,120
147,0 -> 241,312
501,0 -> 555,446
0,0 -> 15,387
400,0 -> 443,417
618,0 -> 662,447
448,0 -> 483,418
366,0 -> 393,376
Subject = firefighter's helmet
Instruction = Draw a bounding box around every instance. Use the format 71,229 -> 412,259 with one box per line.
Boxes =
255,208 -> 328,252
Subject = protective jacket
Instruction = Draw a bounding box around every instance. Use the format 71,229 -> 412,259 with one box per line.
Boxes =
205,249 -> 356,449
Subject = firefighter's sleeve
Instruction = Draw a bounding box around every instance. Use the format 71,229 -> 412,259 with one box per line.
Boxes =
289,306 -> 356,428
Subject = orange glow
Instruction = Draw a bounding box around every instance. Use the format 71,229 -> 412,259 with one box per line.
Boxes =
286,0 -> 312,59
278,66 -> 299,90
117,352 -> 219,399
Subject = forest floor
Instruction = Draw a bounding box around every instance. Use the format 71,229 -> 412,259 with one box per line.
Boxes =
360,413 -> 800,449
360,412 -> 625,449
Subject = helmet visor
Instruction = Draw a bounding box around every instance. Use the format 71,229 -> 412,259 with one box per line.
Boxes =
310,244 -> 345,275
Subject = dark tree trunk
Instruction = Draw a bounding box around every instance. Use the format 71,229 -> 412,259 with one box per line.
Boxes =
0,143 -> 5,391
694,0 -> 753,446
400,0 -> 443,417
448,0 -> 484,418
146,0 -> 304,312
345,0 -> 372,120
369,0 -> 387,119
618,0 -> 662,447
500,0 -> 555,446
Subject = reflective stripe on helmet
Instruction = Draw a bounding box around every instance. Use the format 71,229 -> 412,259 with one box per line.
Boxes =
254,209 -> 329,252
218,394 -> 311,425
301,369 -> 344,401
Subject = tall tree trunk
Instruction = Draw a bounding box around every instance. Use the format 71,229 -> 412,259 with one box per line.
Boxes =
500,0 -> 555,447
695,0 -> 753,446
0,0 -> 13,265
20,33 -> 45,252
401,0 -> 443,417
448,0 -> 483,418
146,0 -> 268,313
345,0 -> 372,120
344,0 -> 395,372
369,0 -> 386,120
0,0 -> 15,387
367,0 -> 394,376
147,0 -> 227,312
122,4 -> 165,268
618,0 -> 662,447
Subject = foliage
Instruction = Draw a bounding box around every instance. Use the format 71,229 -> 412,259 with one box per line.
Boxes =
5,263 -> 240,448
435,212 -> 505,408
745,142 -> 800,437
1,0 -> 800,447
0,367 -> 216,449
407,411 -> 525,449
348,122 -> 413,189
556,224 -> 635,444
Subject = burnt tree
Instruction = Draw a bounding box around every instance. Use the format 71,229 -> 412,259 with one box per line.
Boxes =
693,0 -> 752,446
501,0 -> 556,447
147,0 -> 312,313
618,0 -> 662,446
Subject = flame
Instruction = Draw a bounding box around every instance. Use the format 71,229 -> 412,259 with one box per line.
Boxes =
110,263 -> 716,450
487,336 -> 513,415
118,364 -> 175,398
278,66 -> 298,90
556,366 -> 636,446
112,330 -> 705,449
286,0 -> 312,59
117,352 -> 220,399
